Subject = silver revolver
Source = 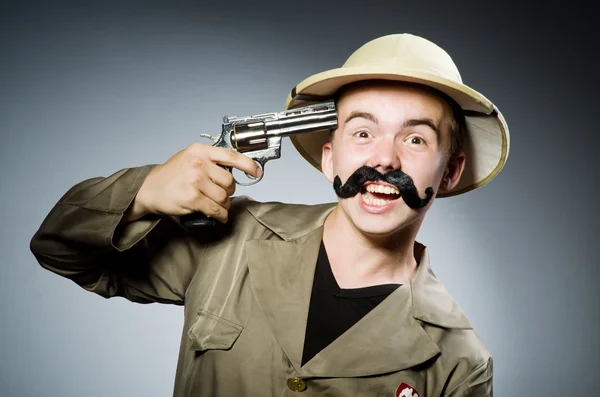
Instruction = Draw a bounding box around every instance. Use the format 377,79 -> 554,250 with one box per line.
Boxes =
180,100 -> 338,229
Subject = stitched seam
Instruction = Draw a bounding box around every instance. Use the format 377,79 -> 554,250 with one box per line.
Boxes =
444,356 -> 491,395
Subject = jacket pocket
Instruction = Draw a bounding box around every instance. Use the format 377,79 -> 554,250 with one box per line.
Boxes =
187,310 -> 244,351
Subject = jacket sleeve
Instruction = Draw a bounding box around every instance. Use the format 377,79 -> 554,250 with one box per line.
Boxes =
30,165 -> 204,305
444,356 -> 493,396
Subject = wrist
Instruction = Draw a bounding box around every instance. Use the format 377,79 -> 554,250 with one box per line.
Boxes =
122,197 -> 149,222
122,165 -> 158,222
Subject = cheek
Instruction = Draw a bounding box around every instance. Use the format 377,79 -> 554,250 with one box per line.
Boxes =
403,152 -> 446,186
332,144 -> 371,172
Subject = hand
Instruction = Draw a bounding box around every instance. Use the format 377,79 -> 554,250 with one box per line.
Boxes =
124,143 -> 261,223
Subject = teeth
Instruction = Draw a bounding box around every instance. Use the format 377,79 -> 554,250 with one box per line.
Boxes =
365,184 -> 400,195
361,191 -> 393,207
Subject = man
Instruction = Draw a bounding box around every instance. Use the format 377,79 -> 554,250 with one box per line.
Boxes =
30,33 -> 509,396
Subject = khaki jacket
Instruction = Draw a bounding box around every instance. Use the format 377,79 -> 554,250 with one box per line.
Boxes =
30,165 -> 493,397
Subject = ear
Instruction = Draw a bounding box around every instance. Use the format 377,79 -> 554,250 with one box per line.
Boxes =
438,152 -> 466,194
321,141 -> 335,184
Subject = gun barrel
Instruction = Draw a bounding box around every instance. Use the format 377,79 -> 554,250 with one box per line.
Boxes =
265,110 -> 337,137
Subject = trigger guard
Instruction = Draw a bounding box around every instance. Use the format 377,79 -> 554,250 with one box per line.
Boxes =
234,162 -> 265,186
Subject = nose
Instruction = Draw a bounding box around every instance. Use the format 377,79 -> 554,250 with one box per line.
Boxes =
368,135 -> 401,173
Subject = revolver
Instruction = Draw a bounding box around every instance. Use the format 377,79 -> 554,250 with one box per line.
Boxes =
180,100 -> 337,229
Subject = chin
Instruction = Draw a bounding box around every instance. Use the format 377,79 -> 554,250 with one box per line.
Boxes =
342,197 -> 421,238
353,216 -> 417,238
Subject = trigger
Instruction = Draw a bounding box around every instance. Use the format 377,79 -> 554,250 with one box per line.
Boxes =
235,162 -> 265,186
246,161 -> 264,180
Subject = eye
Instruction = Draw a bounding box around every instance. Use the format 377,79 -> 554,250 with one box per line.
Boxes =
353,130 -> 371,139
408,136 -> 425,145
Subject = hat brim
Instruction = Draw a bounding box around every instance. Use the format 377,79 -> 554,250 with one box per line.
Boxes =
284,65 -> 510,198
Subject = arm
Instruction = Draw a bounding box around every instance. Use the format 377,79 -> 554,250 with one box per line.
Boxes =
443,357 -> 493,397
30,143 -> 261,305
30,165 -> 200,305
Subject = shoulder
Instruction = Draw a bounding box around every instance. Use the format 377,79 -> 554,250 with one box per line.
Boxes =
409,246 -> 492,381
436,326 -> 494,394
227,196 -> 337,240
418,289 -> 492,391
230,195 -> 334,217
428,323 -> 491,368
419,307 -> 493,393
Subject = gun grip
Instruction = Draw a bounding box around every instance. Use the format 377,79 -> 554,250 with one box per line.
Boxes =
180,212 -> 218,228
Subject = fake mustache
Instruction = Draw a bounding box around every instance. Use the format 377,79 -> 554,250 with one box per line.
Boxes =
333,166 -> 434,209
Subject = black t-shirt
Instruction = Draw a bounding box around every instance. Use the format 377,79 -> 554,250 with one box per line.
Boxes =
301,241 -> 402,366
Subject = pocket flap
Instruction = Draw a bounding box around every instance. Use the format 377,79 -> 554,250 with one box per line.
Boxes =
188,310 -> 243,351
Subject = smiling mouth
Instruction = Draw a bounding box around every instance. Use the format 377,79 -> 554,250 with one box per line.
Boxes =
360,183 -> 401,207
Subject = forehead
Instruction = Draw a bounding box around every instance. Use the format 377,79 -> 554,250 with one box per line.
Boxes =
335,81 -> 451,121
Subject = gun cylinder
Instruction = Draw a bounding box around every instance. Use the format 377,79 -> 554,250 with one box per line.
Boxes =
232,122 -> 269,152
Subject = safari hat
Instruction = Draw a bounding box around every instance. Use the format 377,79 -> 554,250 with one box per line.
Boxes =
284,33 -> 510,197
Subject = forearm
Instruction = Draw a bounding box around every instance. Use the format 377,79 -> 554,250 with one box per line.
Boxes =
30,165 -> 193,304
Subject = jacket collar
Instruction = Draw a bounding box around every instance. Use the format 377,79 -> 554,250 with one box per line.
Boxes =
243,197 -> 472,376
244,198 -> 337,241
244,197 -> 472,329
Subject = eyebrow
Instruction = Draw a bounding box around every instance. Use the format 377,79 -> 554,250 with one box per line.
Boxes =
403,118 -> 441,138
345,111 -> 378,124
344,111 -> 440,138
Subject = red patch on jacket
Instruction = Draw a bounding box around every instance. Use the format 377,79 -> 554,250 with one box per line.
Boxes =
395,383 -> 420,397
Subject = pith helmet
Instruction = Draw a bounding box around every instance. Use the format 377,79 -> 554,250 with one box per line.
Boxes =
284,33 -> 509,197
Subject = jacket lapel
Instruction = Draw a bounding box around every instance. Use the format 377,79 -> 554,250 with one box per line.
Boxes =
244,201 -> 336,371
245,228 -> 322,371
297,246 -> 443,377
243,200 -> 472,378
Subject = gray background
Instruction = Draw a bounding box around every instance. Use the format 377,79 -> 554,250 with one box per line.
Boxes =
2,0 -> 598,396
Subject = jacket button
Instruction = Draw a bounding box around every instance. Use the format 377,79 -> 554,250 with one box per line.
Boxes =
287,377 -> 307,392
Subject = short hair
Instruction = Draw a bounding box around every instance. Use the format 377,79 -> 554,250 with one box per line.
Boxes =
331,80 -> 466,159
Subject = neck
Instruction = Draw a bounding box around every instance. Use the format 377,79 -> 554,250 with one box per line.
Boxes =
322,205 -> 422,289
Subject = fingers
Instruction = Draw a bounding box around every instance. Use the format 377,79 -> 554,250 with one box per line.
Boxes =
204,146 -> 262,179
177,143 -> 261,222
206,163 -> 236,196
180,165 -> 231,223
190,195 -> 230,223
195,175 -> 231,211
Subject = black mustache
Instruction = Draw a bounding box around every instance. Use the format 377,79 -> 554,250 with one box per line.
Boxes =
333,166 -> 434,209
